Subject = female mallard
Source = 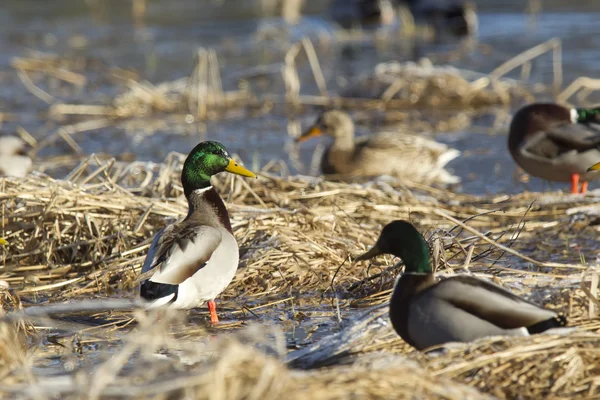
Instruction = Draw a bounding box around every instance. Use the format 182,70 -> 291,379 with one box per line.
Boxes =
0,136 -> 32,178
355,220 -> 566,350
508,103 -> 600,194
139,141 -> 256,325
296,111 -> 460,185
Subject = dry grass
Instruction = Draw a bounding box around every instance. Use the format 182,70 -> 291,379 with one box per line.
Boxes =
1,155 -> 600,398
341,59 -> 535,109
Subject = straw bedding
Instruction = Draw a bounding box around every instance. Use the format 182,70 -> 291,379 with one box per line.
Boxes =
1,154 -> 600,399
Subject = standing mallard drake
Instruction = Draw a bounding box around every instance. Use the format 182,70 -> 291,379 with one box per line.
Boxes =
0,136 -> 32,178
355,220 -> 566,350
508,103 -> 600,194
139,141 -> 256,325
296,110 -> 460,185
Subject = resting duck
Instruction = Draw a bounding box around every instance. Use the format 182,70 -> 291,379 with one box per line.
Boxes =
397,0 -> 478,37
0,136 -> 32,178
355,220 -> 567,350
296,110 -> 460,185
330,0 -> 396,29
508,103 -> 600,194
139,141 -> 256,325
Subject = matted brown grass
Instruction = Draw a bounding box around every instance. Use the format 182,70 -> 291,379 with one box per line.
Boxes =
1,154 -> 600,398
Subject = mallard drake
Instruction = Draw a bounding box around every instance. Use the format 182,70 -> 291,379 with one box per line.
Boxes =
0,136 -> 32,178
508,103 -> 600,194
398,0 -> 478,37
296,110 -> 460,185
139,141 -> 256,325
355,220 -> 567,350
589,162 -> 600,172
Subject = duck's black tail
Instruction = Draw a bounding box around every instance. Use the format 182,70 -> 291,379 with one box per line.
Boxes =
527,314 -> 567,334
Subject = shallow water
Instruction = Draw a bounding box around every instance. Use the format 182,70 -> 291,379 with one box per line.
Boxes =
2,1 -> 600,195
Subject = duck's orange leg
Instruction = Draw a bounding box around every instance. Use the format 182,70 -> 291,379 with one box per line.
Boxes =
207,300 -> 219,325
581,181 -> 588,194
571,173 -> 580,194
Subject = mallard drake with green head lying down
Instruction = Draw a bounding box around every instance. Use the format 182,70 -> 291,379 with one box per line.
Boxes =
139,141 -> 256,325
508,103 -> 600,194
355,220 -> 567,350
297,110 -> 460,186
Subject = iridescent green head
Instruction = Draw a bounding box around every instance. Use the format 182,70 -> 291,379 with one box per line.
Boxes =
181,141 -> 256,195
354,220 -> 432,274
575,107 -> 600,124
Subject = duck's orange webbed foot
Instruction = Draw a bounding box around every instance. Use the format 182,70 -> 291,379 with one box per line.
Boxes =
571,173 -> 580,194
207,300 -> 219,325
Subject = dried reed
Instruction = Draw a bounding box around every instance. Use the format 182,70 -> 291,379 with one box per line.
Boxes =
1,154 -> 599,398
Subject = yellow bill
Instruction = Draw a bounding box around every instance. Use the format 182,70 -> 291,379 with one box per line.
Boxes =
354,244 -> 382,262
225,159 -> 257,178
588,162 -> 600,172
296,125 -> 323,143
0,238 -> 7,246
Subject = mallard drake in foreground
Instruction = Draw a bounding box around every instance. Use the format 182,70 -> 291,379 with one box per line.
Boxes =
355,220 -> 567,350
139,141 -> 256,325
0,136 -> 32,178
296,111 -> 460,185
508,103 -> 600,194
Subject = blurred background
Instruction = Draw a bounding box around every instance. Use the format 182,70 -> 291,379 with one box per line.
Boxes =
1,0 -> 600,194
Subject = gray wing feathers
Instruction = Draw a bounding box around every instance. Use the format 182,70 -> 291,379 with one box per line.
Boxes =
143,225 -> 223,285
428,277 -> 557,329
545,123 -> 600,150
141,227 -> 168,275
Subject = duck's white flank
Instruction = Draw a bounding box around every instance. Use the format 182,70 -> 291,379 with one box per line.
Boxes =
145,293 -> 176,309
172,227 -> 238,309
0,137 -> 32,178
148,226 -> 223,285
145,225 -> 239,310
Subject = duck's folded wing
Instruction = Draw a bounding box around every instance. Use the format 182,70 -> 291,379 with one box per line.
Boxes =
544,123 -> 600,151
142,225 -> 223,285
430,276 -> 558,329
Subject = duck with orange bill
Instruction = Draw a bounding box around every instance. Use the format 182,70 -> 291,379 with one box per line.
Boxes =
297,110 -> 460,186
139,141 -> 257,325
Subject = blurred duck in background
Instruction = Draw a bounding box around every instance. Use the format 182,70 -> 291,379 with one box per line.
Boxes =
0,136 -> 33,178
508,103 -> 600,194
297,110 -> 460,186
397,0 -> 478,37
330,0 -> 396,29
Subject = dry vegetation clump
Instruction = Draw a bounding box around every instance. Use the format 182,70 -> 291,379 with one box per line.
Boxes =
1,153 -> 597,306
0,313 -> 489,400
1,155 -> 600,398
341,60 -> 535,108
